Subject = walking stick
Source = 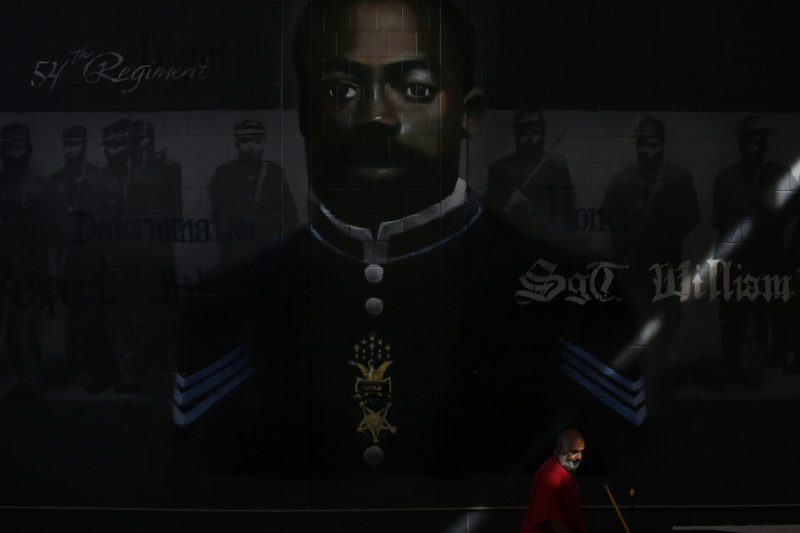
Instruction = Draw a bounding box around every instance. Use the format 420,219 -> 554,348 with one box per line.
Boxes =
603,482 -> 632,533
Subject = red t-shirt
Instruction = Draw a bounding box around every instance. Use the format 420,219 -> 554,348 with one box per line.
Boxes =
519,456 -> 584,533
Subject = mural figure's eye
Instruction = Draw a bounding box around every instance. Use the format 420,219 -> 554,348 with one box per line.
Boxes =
403,83 -> 436,102
328,83 -> 359,101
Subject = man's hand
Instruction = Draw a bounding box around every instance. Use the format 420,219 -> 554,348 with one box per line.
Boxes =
546,519 -> 574,533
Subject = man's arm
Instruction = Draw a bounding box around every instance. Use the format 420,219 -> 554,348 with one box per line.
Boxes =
546,518 -> 574,533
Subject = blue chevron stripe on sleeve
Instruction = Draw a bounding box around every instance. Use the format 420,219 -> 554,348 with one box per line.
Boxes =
174,342 -> 252,389
172,343 -> 255,427
560,337 -> 648,426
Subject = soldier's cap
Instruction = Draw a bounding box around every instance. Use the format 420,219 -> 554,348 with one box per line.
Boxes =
102,119 -> 131,143
62,125 -> 87,140
633,116 -> 665,139
234,120 -> 266,137
512,110 -> 544,132
735,115 -> 769,137
1,123 -> 31,141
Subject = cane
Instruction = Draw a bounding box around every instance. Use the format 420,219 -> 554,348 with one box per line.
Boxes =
603,482 -> 632,533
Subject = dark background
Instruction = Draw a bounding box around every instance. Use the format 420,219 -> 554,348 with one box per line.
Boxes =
0,2 -> 799,532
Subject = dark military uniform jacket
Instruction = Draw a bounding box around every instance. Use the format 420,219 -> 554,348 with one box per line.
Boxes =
175,180 -> 633,479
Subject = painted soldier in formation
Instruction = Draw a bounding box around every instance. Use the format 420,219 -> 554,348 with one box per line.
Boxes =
45,125 -> 99,211
207,119 -> 295,266
126,119 -> 184,380
484,109 -> 575,236
43,125 -> 100,383
714,116 -> 799,384
71,119 -> 182,394
601,116 -> 700,419
0,124 -> 49,400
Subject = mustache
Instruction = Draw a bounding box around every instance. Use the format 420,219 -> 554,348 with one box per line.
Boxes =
307,131 -> 436,164
334,139 -> 435,164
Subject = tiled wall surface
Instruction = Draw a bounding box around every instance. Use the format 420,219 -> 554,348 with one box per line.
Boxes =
1,2 -> 799,532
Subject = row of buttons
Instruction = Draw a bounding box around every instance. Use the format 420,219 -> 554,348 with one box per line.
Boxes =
364,264 -> 384,316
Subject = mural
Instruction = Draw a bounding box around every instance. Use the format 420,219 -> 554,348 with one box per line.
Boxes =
1,0 -> 800,530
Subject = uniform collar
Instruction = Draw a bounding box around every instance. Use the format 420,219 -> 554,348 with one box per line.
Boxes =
309,178 -> 481,265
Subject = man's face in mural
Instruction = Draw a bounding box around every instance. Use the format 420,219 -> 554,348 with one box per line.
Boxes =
235,134 -> 265,162
103,135 -> 130,165
738,130 -> 768,165
514,112 -> 545,155
1,138 -> 31,168
63,138 -> 86,165
304,0 -> 482,223
636,135 -> 664,170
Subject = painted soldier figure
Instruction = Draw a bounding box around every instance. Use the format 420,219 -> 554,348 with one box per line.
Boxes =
71,119 -> 182,394
208,119 -> 295,266
45,126 -> 99,212
0,124 -> 49,400
484,109 -> 575,236
715,116 -> 799,384
601,116 -> 700,419
175,1 -> 633,499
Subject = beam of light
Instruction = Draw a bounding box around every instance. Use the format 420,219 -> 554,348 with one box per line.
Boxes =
608,311 -> 669,372
445,511 -> 489,533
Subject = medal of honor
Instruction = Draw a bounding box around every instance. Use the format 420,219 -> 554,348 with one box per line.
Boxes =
351,334 -> 396,465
